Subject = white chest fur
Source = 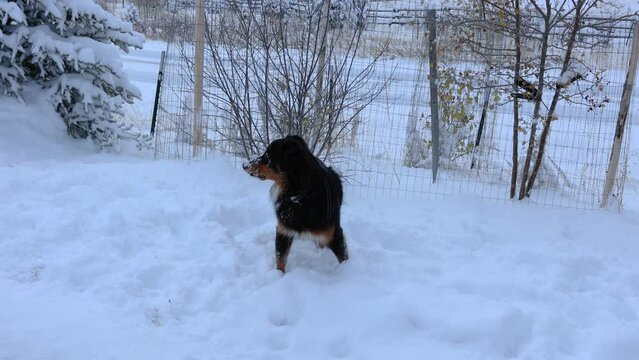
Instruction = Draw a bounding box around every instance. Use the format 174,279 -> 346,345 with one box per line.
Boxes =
270,183 -> 281,203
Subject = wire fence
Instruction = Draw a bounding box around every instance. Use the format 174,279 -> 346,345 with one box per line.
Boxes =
152,0 -> 637,210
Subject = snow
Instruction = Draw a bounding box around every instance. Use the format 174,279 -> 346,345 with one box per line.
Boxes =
2,138 -> 639,359
1,38 -> 639,360
77,46 -> 95,63
0,1 -> 25,24
0,91 -> 95,164
557,70 -> 583,88
27,24 -> 137,86
43,0 -> 143,49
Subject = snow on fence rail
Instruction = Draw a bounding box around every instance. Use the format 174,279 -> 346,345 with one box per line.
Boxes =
152,2 -> 637,210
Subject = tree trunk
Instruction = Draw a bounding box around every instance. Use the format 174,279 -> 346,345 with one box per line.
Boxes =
525,0 -> 584,196
518,4 -> 551,199
510,0 -> 522,199
427,10 -> 440,183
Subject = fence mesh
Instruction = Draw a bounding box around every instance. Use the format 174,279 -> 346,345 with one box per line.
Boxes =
153,1 -> 636,210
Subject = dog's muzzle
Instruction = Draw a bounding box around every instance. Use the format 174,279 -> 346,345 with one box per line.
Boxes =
243,157 -> 266,180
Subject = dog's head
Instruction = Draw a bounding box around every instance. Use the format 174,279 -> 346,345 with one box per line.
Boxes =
242,136 -> 310,181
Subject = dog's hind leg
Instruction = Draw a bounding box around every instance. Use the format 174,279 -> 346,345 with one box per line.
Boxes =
275,230 -> 294,273
328,226 -> 349,263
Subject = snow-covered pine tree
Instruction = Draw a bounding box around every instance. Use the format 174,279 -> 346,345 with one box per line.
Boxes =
118,1 -> 140,26
0,0 -> 148,148
262,0 -> 290,18
322,0 -> 367,30
0,1 -> 27,96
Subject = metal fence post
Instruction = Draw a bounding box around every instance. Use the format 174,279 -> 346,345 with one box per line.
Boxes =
471,31 -> 496,170
600,21 -> 639,208
150,50 -> 166,137
427,10 -> 440,183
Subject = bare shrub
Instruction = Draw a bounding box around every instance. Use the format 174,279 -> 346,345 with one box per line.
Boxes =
188,0 -> 391,158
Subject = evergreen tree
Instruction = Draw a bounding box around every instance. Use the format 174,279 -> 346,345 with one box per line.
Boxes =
118,1 -> 140,26
0,0 -> 148,148
0,1 -> 27,96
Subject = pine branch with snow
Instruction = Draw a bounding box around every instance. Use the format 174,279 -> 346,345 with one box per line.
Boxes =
0,1 -> 28,97
0,0 -> 147,149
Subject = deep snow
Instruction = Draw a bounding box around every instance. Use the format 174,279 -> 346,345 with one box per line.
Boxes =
1,39 -> 639,360
2,132 -> 639,360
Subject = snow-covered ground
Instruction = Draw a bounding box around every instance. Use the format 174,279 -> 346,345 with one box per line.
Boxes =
1,40 -> 639,360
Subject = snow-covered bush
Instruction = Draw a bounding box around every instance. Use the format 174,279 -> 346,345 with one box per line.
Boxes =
403,67 -> 486,168
166,0 -> 222,13
326,0 -> 367,30
307,0 -> 367,30
436,67 -> 480,160
118,1 -> 140,25
262,0 -> 291,18
0,0 -> 148,149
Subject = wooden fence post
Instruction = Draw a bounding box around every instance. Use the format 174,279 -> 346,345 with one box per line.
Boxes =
192,0 -> 205,157
427,10 -> 440,183
600,21 -> 639,208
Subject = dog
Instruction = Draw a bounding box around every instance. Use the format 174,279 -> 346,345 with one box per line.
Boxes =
242,135 -> 349,273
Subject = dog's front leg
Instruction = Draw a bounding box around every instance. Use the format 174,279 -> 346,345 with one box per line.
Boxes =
275,230 -> 293,273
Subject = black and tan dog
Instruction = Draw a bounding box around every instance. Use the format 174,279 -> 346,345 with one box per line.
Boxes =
243,135 -> 348,272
